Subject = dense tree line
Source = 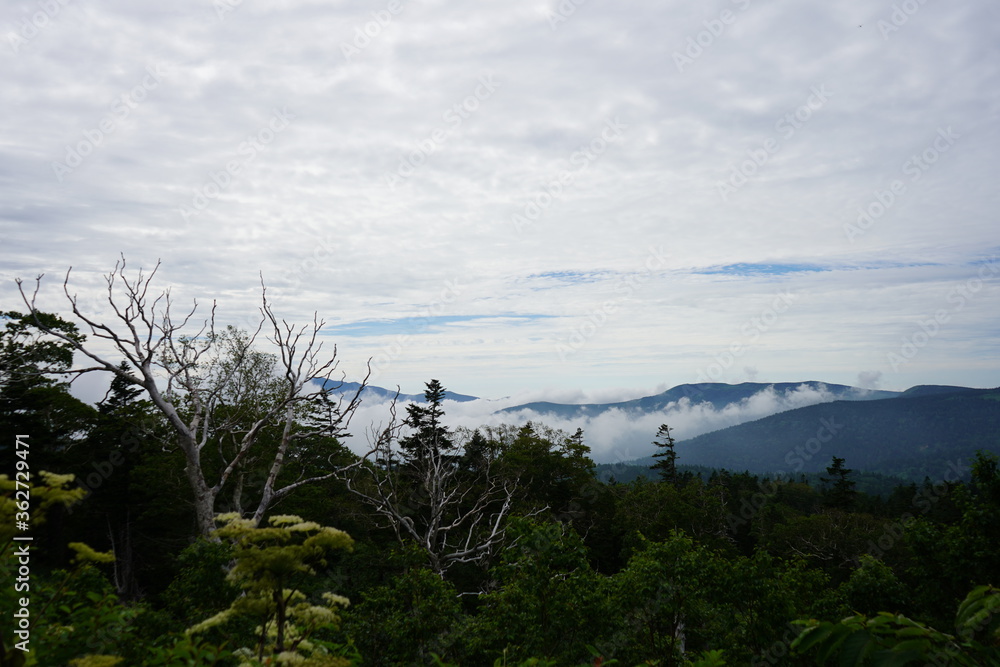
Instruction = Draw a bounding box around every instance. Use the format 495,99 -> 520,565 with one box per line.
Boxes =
1,302 -> 999,666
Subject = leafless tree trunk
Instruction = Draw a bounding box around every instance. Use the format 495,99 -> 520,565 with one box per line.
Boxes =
107,513 -> 141,601
17,257 -> 367,537
338,406 -> 516,577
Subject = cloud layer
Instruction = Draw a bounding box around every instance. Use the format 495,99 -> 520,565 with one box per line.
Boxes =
344,382 -> 852,463
3,0 -> 999,400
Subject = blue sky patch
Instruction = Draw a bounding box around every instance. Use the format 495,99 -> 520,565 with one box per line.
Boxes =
525,270 -> 614,285
693,262 -> 830,276
323,314 -> 552,337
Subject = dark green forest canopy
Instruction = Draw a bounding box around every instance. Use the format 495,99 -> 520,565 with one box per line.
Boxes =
2,318 -> 998,666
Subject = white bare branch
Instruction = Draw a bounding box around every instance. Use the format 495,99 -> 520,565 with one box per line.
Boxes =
337,403 -> 517,577
16,258 -> 368,537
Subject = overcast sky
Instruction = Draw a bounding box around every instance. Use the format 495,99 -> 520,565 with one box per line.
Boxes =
3,0 -> 999,405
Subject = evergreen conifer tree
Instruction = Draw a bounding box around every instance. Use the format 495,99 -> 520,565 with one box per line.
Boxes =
821,456 -> 856,509
399,379 -> 452,468
650,423 -> 678,484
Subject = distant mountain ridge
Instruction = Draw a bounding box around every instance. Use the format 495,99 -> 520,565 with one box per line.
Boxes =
313,379 -> 478,404
669,386 -> 1000,478
899,384 -> 978,398
313,379 -> 897,414
496,381 -> 898,419
314,379 -> 974,426
312,378 -> 997,478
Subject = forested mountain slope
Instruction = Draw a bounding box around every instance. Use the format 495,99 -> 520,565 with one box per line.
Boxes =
673,387 -> 1000,477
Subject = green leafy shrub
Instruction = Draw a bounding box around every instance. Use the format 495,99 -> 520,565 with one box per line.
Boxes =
187,513 -> 354,667
344,566 -> 462,666
792,585 -> 1000,665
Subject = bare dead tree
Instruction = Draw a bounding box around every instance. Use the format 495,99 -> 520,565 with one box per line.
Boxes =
338,403 -> 517,576
16,257 -> 368,536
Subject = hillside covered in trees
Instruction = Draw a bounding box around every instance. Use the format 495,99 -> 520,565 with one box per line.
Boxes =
2,284 -> 999,665
672,388 -> 1000,477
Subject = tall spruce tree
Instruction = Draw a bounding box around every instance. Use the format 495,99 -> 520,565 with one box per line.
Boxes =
399,379 -> 452,468
650,423 -> 678,484
821,456 -> 856,509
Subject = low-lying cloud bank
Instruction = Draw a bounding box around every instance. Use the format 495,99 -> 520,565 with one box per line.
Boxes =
342,383 -> 846,463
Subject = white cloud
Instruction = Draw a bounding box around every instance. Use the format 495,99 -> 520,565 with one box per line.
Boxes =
339,382 -> 849,463
4,0 -> 999,401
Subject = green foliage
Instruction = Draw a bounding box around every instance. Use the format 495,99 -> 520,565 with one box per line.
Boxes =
161,539 -> 241,626
614,476 -> 729,552
3,304 -> 999,666
462,518 -> 610,665
955,585 -> 1000,645
144,636 -> 234,666
897,452 -> 1000,624
0,541 -> 138,666
399,379 -> 453,467
822,456 -> 858,510
1,471 -> 132,666
792,585 -> 1000,665
686,650 -> 727,667
430,646 -> 729,667
0,311 -> 97,473
650,423 -> 679,484
759,509 -> 887,576
67,657 -> 123,667
0,310 -> 82,374
187,513 -> 354,666
0,470 -> 86,541
720,549 -> 839,661
345,566 -> 461,666
494,422 -> 596,518
607,531 -> 724,664
840,555 -> 911,617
